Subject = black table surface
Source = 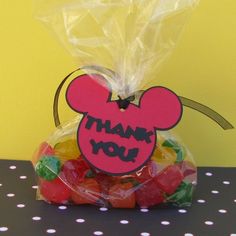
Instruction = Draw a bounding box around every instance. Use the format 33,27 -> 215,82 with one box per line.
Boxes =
0,160 -> 235,236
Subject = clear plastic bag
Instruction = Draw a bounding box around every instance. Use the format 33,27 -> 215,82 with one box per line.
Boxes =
34,0 -> 199,97
32,0 -> 199,208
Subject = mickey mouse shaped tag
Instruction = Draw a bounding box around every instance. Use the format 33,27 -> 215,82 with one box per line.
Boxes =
66,74 -> 183,175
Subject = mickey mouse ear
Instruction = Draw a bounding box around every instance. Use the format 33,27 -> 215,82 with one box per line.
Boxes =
140,87 -> 183,130
66,74 -> 111,114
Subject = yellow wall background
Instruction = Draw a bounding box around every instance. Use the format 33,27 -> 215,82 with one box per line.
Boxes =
0,0 -> 235,166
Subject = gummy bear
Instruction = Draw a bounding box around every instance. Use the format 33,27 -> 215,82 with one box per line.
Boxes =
40,178 -> 71,204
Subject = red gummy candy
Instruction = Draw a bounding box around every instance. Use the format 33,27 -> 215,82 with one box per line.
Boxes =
177,161 -> 197,177
33,142 -> 55,165
135,180 -> 165,208
62,158 -> 90,186
155,165 -> 184,195
71,179 -> 101,205
40,178 -> 71,204
38,142 -> 55,156
135,160 -> 158,183
95,173 -> 117,194
109,183 -> 136,208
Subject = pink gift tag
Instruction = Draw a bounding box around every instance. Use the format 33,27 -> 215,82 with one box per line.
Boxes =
66,74 -> 182,175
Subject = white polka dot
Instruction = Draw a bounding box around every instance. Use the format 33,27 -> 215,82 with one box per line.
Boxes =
47,229 -> 56,234
120,220 -> 129,224
230,234 -> 236,236
178,209 -> 187,213
184,234 -> 194,236
32,185 -> 38,189
93,231 -> 103,235
7,193 -> 15,197
76,219 -> 85,223
9,165 -> 16,170
0,227 -> 8,232
99,207 -> 108,212
161,221 -> 170,226
20,176 -> 27,179
32,216 -> 41,221
58,206 -> 67,210
0,183 -> 2,187
234,200 -> 236,203
211,190 -> 219,194
218,209 -> 227,214
197,199 -> 206,203
17,204 -> 25,208
140,208 -> 149,213
141,233 -> 150,236
205,221 -> 214,225
223,181 -> 230,185
205,172 -> 213,176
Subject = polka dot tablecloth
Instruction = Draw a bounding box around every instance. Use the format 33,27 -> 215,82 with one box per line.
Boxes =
0,160 -> 236,236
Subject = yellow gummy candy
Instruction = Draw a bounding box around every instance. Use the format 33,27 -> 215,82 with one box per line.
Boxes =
54,139 -> 80,162
152,146 -> 176,165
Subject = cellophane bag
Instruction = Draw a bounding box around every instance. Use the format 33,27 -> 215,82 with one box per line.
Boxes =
32,0 -> 199,208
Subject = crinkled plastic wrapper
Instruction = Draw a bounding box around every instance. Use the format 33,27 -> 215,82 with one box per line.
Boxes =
34,0 -> 199,97
32,0 -> 199,208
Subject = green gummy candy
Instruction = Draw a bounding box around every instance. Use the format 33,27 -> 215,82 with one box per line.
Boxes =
35,156 -> 61,181
162,139 -> 186,163
166,182 -> 194,207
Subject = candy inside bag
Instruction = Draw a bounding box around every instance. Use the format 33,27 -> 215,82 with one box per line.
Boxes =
33,116 -> 197,208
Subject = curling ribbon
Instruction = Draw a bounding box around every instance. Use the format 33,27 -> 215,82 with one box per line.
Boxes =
53,67 -> 234,130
